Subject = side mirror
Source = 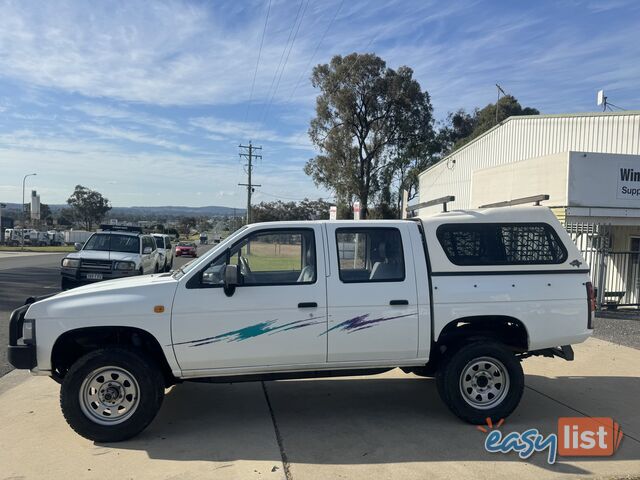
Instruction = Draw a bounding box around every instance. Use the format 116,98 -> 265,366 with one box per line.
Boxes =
224,264 -> 239,287
74,242 -> 82,251
223,264 -> 239,296
143,247 -> 152,254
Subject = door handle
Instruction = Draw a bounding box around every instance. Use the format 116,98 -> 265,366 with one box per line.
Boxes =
389,299 -> 409,305
298,302 -> 318,308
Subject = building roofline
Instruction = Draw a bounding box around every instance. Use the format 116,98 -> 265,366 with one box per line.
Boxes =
420,110 -> 640,177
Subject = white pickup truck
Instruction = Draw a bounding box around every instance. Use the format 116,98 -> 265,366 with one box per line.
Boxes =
7,206 -> 594,442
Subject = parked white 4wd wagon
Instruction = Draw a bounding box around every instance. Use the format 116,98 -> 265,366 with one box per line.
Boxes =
7,206 -> 594,442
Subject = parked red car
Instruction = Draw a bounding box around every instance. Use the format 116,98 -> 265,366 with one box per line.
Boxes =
175,242 -> 197,257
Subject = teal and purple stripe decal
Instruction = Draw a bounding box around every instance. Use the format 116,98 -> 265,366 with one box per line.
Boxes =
174,312 -> 417,347
323,312 -> 416,334
173,316 -> 325,347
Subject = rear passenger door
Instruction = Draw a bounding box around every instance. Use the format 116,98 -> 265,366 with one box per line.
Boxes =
325,224 -> 419,362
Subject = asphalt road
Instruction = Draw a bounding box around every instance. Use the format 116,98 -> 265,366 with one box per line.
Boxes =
1,246 -> 638,377
0,245 -> 214,377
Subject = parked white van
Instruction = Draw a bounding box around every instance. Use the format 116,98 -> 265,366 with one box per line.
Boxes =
8,206 -> 593,441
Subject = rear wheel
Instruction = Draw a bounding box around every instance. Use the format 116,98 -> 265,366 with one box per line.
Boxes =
60,348 -> 164,442
436,341 -> 524,424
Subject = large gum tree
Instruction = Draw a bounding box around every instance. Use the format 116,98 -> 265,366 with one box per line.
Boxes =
305,53 -> 434,218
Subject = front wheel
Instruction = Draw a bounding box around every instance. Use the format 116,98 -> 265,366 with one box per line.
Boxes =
61,277 -> 76,291
60,348 -> 164,442
436,341 -> 524,424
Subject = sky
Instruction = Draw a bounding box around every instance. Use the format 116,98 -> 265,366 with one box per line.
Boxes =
0,0 -> 639,208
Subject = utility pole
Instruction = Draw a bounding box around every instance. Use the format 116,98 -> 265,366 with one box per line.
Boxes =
238,142 -> 262,225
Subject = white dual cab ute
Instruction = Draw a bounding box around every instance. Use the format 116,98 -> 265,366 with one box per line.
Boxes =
8,206 -> 594,442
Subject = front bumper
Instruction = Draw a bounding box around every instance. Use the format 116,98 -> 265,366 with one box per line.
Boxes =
7,303 -> 37,370
8,345 -> 36,370
61,266 -> 141,284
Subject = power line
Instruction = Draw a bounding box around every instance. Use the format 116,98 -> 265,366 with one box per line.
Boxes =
288,0 -> 344,103
244,0 -> 272,123
261,0 -> 309,123
259,0 -> 305,121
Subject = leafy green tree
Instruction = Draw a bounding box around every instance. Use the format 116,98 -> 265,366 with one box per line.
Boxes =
179,217 -> 198,236
305,53 -> 434,218
252,199 -> 332,222
440,95 -> 539,153
57,208 -> 75,226
66,185 -> 112,230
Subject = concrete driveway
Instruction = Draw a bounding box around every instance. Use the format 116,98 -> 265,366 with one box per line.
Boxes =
0,338 -> 638,480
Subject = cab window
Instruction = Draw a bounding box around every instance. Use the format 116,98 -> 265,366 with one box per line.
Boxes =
336,228 -> 405,283
198,229 -> 316,287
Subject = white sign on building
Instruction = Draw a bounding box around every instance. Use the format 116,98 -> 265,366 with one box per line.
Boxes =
329,205 -> 337,220
616,163 -> 640,200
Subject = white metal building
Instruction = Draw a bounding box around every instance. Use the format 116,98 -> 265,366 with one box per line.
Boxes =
417,111 -> 640,308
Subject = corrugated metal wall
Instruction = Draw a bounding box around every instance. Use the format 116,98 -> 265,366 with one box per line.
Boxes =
418,112 -> 640,215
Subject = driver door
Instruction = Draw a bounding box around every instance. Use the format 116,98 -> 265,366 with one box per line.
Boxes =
171,226 -> 327,373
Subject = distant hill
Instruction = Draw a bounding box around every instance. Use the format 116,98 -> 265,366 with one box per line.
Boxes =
1,203 -> 244,218
110,205 -> 244,217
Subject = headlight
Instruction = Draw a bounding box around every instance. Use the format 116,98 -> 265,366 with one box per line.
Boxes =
22,319 -> 35,345
62,258 -> 80,268
114,261 -> 136,271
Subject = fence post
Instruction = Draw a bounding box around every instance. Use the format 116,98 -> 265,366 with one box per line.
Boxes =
596,249 -> 607,309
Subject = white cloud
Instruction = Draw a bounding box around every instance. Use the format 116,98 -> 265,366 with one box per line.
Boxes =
78,124 -> 197,152
68,103 -> 182,132
0,0 -> 311,106
190,116 -> 313,150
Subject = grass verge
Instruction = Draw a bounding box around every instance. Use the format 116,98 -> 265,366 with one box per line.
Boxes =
0,245 -> 75,253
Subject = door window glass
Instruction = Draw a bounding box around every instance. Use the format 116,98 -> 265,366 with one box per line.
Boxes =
336,228 -> 405,283
199,229 -> 316,286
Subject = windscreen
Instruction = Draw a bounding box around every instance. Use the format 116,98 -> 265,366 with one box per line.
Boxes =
154,237 -> 165,248
83,234 -> 140,254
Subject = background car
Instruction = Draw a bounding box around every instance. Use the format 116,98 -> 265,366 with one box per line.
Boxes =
152,233 -> 174,272
175,241 -> 197,257
60,225 -> 161,290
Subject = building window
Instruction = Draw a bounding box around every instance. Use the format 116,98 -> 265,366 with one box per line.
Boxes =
436,223 -> 567,266
336,228 -> 405,282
